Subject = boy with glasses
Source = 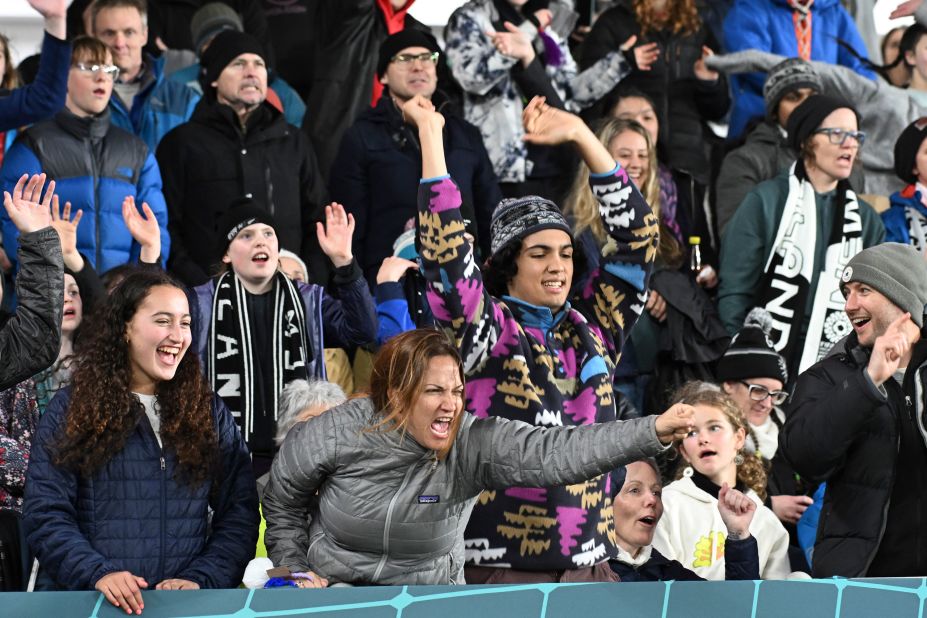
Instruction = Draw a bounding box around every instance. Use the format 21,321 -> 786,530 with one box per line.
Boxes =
0,36 -> 169,274
716,308 -> 815,572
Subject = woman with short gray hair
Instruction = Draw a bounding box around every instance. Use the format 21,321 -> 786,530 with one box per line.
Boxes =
275,379 -> 347,446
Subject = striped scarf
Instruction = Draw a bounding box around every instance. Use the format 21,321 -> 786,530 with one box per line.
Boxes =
207,270 -> 310,445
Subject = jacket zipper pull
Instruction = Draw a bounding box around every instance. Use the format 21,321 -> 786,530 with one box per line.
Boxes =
160,456 -> 166,471
430,454 -> 438,473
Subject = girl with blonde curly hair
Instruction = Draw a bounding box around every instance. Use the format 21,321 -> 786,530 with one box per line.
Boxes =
651,382 -> 794,580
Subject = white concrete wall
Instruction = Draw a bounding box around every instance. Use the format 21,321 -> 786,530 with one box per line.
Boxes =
0,1 -> 45,66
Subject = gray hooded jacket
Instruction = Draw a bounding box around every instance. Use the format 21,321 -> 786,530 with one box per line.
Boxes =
262,397 -> 666,585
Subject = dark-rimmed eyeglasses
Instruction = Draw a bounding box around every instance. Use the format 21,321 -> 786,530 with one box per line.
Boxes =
390,51 -> 440,67
814,127 -> 866,147
738,381 -> 788,405
73,63 -> 120,80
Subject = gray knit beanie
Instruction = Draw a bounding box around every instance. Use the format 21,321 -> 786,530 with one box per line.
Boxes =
191,3 -> 243,55
489,196 -> 572,257
763,58 -> 822,120
840,243 -> 927,327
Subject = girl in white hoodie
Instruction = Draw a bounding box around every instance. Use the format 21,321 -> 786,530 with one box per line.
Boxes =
652,384 -> 791,580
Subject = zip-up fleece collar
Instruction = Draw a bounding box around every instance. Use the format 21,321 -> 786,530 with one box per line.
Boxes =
55,107 -> 111,142
502,294 -> 569,336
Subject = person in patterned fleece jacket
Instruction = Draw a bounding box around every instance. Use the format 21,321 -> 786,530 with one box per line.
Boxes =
411,93 -> 659,582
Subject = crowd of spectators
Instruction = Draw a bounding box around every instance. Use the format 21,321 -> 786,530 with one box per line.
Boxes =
2,0 -> 927,606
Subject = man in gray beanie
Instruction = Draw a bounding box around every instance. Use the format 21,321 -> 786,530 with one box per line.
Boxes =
715,58 -> 822,232
780,242 -> 927,579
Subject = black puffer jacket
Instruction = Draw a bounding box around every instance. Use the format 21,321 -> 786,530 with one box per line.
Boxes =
0,228 -> 63,391
156,100 -> 327,286
779,335 -> 927,577
579,0 -> 729,184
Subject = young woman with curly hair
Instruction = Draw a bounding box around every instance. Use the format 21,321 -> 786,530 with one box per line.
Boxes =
652,383 -> 793,580
23,270 -> 259,613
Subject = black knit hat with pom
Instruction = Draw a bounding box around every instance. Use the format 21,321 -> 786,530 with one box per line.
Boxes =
715,308 -> 788,384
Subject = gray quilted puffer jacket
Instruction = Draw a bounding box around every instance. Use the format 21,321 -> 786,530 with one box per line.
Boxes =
263,397 -> 666,585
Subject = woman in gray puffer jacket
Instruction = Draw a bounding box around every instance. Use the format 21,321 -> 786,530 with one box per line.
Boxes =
263,328 -> 695,586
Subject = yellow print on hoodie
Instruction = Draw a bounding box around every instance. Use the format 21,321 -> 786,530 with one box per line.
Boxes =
692,531 -> 726,568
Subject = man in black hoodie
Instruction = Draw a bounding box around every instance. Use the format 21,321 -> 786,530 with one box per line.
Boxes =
780,242 -> 927,578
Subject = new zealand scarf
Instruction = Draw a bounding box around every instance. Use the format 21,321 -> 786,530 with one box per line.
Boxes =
757,160 -> 863,374
207,270 -> 310,443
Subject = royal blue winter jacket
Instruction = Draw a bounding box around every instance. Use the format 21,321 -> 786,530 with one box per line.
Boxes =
0,109 -> 170,273
108,54 -> 200,152
0,33 -> 70,132
724,0 -> 874,138
22,389 -> 259,590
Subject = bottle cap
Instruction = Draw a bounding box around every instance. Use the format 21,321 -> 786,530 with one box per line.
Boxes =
688,236 -> 701,245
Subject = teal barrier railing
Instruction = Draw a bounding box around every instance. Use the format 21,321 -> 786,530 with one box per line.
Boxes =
2,578 -> 926,617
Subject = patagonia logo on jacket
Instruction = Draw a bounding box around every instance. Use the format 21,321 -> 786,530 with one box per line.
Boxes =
418,495 -> 440,504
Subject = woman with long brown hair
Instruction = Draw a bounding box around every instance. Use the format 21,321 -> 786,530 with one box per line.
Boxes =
564,117 -> 720,414
263,327 -> 697,587
23,270 -> 259,614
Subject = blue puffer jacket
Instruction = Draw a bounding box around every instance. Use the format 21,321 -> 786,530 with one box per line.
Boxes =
109,55 -> 200,152
0,109 -> 170,273
724,0 -> 874,138
22,389 -> 259,590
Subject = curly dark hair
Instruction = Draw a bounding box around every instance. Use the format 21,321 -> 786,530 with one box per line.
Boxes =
53,270 -> 218,486
482,238 -> 589,300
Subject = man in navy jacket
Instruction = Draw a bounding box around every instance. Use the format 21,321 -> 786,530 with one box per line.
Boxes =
329,29 -> 500,288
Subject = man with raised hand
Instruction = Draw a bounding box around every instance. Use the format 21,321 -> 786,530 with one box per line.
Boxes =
780,243 -> 927,578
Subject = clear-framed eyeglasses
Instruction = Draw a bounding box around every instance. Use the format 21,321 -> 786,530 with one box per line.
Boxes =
738,381 -> 789,405
390,51 -> 440,68
73,63 -> 120,80
814,127 -> 866,147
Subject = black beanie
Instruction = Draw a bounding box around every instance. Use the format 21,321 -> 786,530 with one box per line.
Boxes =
376,29 -> 440,79
217,198 -> 277,257
786,94 -> 859,152
715,309 -> 789,385
199,30 -> 265,96
894,118 -> 927,185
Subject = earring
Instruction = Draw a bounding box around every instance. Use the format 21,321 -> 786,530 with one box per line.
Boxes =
734,453 -> 745,466
682,466 -> 694,478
